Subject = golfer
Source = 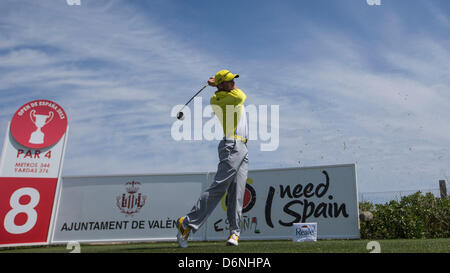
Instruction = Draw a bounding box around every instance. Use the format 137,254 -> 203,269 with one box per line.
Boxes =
176,69 -> 249,248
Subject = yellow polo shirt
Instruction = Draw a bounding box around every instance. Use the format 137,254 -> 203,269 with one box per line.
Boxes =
210,88 -> 248,139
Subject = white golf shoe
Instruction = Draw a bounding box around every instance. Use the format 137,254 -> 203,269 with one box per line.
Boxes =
226,234 -> 239,246
176,217 -> 191,248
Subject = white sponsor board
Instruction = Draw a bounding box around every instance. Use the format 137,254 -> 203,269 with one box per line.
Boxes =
51,164 -> 359,243
206,164 -> 359,240
52,173 -> 207,243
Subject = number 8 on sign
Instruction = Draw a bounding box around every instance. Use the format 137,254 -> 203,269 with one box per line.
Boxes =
4,188 -> 40,234
0,177 -> 58,246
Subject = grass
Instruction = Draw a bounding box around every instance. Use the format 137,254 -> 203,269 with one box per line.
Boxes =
1,238 -> 449,253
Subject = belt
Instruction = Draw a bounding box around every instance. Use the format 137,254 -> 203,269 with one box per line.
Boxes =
223,135 -> 247,144
231,134 -> 247,144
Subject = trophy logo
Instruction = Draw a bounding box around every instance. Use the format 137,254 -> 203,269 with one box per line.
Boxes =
10,100 -> 68,149
29,110 -> 54,145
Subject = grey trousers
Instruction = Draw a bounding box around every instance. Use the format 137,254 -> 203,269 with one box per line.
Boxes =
184,138 -> 249,236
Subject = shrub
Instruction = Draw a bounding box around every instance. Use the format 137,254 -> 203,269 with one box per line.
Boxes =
359,192 -> 450,239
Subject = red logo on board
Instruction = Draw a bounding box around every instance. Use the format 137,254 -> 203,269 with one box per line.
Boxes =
116,181 -> 147,215
10,100 -> 68,149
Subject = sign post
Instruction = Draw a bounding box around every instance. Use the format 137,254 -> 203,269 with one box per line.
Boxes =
0,100 -> 68,247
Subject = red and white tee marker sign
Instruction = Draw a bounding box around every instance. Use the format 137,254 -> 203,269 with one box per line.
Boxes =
0,100 -> 68,247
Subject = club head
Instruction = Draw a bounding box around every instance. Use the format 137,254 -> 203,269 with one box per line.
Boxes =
176,112 -> 184,120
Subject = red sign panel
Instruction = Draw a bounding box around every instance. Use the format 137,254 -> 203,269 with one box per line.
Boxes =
10,100 -> 68,149
0,177 -> 58,245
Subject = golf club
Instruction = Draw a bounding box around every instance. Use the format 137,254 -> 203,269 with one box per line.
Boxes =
176,83 -> 209,120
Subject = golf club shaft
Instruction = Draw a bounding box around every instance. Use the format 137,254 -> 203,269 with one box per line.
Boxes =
179,84 -> 209,113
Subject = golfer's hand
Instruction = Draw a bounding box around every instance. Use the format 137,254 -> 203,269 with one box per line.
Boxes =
207,77 -> 217,87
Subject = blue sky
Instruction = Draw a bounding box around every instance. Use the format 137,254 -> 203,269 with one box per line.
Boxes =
0,0 -> 449,193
